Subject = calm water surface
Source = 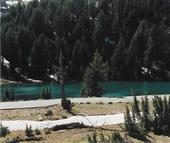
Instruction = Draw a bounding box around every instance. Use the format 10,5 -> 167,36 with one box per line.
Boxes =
1,82 -> 170,100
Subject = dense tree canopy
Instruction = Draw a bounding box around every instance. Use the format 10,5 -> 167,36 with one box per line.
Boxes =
1,0 -> 170,81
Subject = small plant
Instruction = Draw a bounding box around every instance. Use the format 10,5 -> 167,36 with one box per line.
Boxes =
99,132 -> 105,142
87,131 -> 125,143
45,110 -> 53,116
88,132 -> 97,143
44,128 -> 51,134
0,123 -> 10,137
40,87 -> 52,100
111,131 -> 124,143
35,128 -> 41,135
25,124 -> 34,137
2,88 -> 15,102
11,90 -> 15,101
10,136 -> 21,142
108,102 -> 113,104
62,114 -> 67,119
4,89 -> 10,101
86,102 -> 91,104
96,101 -> 104,104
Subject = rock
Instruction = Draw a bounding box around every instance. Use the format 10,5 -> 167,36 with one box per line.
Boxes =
38,114 -> 43,121
45,110 -> 53,116
108,102 -> 113,104
96,101 -> 104,104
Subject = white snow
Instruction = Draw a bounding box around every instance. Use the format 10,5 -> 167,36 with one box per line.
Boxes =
0,95 -> 169,110
1,113 -> 124,131
1,56 -> 10,69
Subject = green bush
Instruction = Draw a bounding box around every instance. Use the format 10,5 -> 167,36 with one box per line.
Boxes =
0,124 -> 10,137
35,128 -> 41,135
44,128 -> 51,134
124,95 -> 170,141
88,132 -> 97,143
1,88 -> 15,102
25,124 -> 34,137
62,114 -> 67,119
111,131 -> 124,143
87,131 -> 124,143
40,87 -> 52,100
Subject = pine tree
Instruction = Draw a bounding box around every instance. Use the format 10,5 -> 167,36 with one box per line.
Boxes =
124,105 -> 137,136
132,93 -> 140,117
16,26 -> 35,72
128,20 -> 149,80
72,36 -> 90,79
141,96 -> 150,131
82,50 -> 108,97
111,36 -> 128,80
29,7 -> 46,36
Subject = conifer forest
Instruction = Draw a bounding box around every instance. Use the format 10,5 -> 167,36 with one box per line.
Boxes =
1,0 -> 170,81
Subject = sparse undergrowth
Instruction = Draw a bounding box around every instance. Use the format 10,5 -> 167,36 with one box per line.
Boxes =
88,131 -> 125,143
0,124 -> 10,137
124,95 -> 170,141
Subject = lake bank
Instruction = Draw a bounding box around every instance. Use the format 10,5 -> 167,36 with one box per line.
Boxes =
0,94 -> 169,110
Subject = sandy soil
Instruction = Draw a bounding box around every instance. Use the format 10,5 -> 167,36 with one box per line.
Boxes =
1,95 -> 168,110
1,101 -> 170,143
0,102 -> 131,121
1,127 -> 170,143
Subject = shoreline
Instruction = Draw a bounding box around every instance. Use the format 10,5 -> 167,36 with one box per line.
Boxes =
0,94 -> 169,110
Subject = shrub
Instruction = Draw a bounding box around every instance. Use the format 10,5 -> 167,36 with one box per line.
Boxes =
96,101 -> 104,104
86,102 -> 91,104
111,131 -> 124,143
35,128 -> 41,135
62,114 -> 67,119
25,124 -> 34,137
45,110 -> 53,116
40,87 -> 52,99
108,102 -> 113,104
44,128 -> 51,134
0,124 -> 10,137
88,132 -> 97,143
87,131 -> 125,143
1,88 -> 15,102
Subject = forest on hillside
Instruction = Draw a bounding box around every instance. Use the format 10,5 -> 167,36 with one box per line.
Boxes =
1,0 -> 170,81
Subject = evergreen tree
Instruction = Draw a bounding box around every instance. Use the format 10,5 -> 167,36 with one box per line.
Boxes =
72,36 -> 90,79
124,105 -> 138,137
1,0 -> 170,81
82,50 -> 108,97
93,10 -> 112,51
88,0 -> 98,18
132,94 -> 140,117
124,8 -> 139,44
16,26 -> 34,73
111,36 -> 128,80
29,7 -> 46,36
30,34 -> 51,79
141,96 -> 150,130
144,25 -> 161,76
5,28 -> 18,74
128,20 -> 149,80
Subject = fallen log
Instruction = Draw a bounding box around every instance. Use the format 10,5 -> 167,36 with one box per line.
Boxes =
50,122 -> 89,131
50,122 -> 117,132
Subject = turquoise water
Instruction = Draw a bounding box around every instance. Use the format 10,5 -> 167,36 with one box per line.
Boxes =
1,82 -> 170,100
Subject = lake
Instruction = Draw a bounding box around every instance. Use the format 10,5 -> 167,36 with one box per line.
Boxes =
1,82 -> 170,100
